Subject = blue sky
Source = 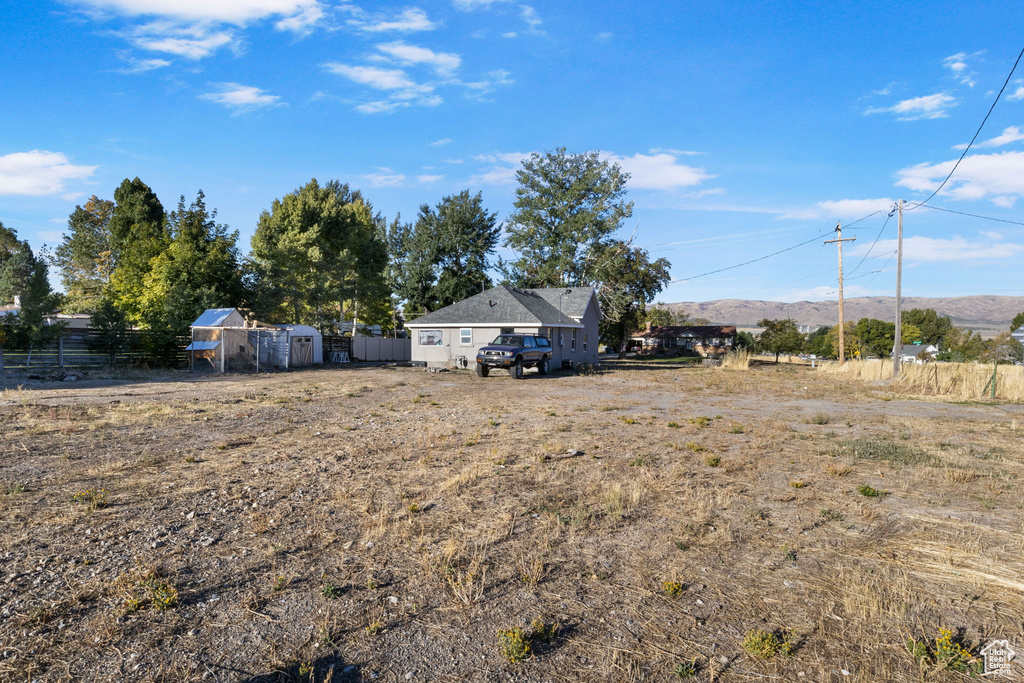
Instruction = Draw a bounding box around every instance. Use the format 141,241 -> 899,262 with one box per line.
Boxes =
3,0 -> 1024,304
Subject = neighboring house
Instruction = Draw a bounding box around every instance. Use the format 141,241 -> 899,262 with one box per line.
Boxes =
405,285 -> 602,369
186,307 -> 323,373
898,343 -> 939,364
629,323 -> 737,357
1013,325 -> 1024,345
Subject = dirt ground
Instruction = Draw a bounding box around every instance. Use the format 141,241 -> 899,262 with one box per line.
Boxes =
1,361 -> 1023,682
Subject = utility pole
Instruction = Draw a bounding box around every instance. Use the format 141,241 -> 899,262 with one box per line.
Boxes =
825,222 -> 856,365
892,199 -> 904,378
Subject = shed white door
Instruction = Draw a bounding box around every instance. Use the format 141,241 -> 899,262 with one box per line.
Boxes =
290,336 -> 313,366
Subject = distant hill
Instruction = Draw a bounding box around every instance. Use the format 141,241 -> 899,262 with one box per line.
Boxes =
660,296 -> 1024,338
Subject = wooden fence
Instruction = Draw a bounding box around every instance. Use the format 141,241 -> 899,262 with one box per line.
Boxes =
0,330 -> 188,372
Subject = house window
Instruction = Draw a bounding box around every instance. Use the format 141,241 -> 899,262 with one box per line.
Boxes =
460,328 -> 472,345
583,334 -> 588,352
571,329 -> 577,352
418,330 -> 443,346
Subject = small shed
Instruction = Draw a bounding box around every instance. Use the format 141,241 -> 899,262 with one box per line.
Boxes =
186,308 -> 323,373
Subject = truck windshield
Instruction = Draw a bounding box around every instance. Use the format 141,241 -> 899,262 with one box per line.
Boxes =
492,335 -> 523,346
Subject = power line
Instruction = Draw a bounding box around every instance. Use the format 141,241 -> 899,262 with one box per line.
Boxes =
906,47 -> 1024,210
670,230 -> 829,284
913,203 -> 1024,226
847,212 -> 893,277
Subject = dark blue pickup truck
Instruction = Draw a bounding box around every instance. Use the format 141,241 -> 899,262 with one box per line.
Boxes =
476,334 -> 552,379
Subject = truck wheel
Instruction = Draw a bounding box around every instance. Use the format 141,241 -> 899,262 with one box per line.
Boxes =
538,356 -> 550,375
476,363 -> 489,377
509,357 -> 524,379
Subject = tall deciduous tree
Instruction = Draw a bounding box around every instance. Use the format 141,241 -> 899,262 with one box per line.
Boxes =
53,196 -> 115,313
249,179 -> 388,332
1010,311 -> 1024,334
139,191 -> 242,336
593,240 -> 671,356
393,191 -> 500,315
108,178 -> 167,324
757,318 -> 804,361
901,308 -> 954,346
502,148 -> 633,288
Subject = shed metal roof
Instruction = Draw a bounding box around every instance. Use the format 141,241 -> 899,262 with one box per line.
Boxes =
185,341 -> 222,351
190,308 -> 239,328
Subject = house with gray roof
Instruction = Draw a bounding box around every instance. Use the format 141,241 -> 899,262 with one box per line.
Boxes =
405,285 -> 602,369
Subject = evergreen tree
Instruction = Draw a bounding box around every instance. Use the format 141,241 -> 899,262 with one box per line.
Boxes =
139,191 -> 242,336
53,196 -> 115,313
108,178 -> 167,325
250,179 -> 388,332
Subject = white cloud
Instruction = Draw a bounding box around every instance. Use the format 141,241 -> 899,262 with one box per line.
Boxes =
650,147 -> 702,156
602,151 -> 712,190
200,82 -> 283,113
519,5 -> 543,33
324,64 -> 425,91
350,7 -> 435,32
781,198 -> 894,221
69,0 -> 325,26
417,174 -> 444,183
470,151 -> 530,185
864,92 -> 957,120
942,52 -> 976,87
453,0 -> 511,9
1008,80 -> 1024,101
429,138 -> 452,147
363,171 -> 405,187
0,151 -> 97,196
855,235 -> 1024,262
117,55 -> 171,73
953,125 -> 1024,150
595,31 -> 613,40
980,230 -> 1004,241
896,151 -> 1024,206
460,69 -> 513,95
502,31 -> 517,38
784,284 -> 882,301
375,42 -> 461,76
131,26 -> 234,59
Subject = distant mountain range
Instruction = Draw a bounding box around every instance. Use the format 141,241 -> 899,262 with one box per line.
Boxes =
660,296 -> 1024,338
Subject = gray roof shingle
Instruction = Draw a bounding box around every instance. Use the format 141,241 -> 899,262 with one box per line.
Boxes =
406,286 -> 589,327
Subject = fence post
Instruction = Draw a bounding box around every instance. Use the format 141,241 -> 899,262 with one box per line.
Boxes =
991,360 -> 997,399
58,336 -> 64,368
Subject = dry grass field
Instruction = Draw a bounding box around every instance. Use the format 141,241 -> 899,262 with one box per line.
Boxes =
1,360 -> 1023,682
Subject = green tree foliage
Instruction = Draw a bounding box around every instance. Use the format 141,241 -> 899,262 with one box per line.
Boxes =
756,318 -> 804,361
87,294 -> 134,364
392,191 -> 500,315
937,327 -> 989,362
901,308 -> 954,346
825,322 -> 860,359
500,149 -> 670,351
421,190 -> 500,309
984,332 -> 1024,364
53,196 -> 115,313
502,148 -> 633,287
249,179 -> 388,332
593,240 -> 671,355
139,191 -> 242,337
1010,311 -> 1024,334
734,330 -> 755,351
108,178 -> 167,324
805,326 -> 831,357
854,318 -> 925,358
0,223 -> 61,353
